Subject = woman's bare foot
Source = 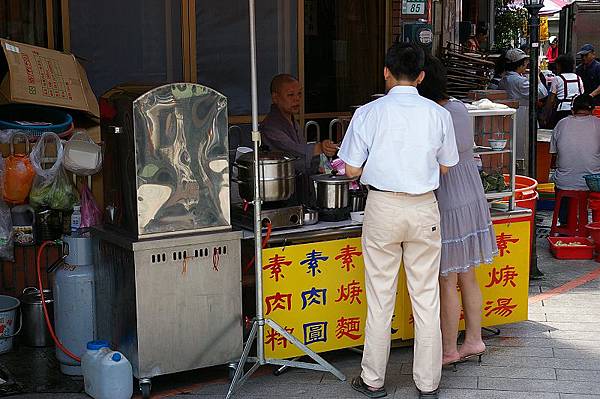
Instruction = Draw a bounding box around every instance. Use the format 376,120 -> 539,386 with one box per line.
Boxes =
442,351 -> 461,366
458,341 -> 486,359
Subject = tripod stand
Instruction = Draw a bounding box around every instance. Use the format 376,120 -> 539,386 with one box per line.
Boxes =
225,2 -> 346,398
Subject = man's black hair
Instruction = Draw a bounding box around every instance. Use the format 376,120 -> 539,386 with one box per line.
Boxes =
417,54 -> 449,103
384,42 -> 425,81
556,54 -> 575,74
572,94 -> 594,112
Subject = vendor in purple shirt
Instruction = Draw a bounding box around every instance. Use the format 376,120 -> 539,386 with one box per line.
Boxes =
260,74 -> 338,175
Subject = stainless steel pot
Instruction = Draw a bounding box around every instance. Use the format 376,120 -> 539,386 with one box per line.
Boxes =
313,173 -> 357,210
349,186 -> 368,212
236,176 -> 296,203
234,150 -> 297,202
20,287 -> 53,347
303,207 -> 319,225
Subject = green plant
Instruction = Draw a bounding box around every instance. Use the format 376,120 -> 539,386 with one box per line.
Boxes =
493,0 -> 529,51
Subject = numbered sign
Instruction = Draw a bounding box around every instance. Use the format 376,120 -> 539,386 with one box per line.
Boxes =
402,0 -> 426,15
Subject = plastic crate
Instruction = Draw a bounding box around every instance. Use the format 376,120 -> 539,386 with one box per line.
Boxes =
547,237 -> 594,260
584,174 -> 600,192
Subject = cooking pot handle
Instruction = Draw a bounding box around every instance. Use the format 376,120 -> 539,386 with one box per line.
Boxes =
22,287 -> 39,295
232,162 -> 248,170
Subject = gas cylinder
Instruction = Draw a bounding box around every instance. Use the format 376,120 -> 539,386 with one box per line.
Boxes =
53,235 -> 96,375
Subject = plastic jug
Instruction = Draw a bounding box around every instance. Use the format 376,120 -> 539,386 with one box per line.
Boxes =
81,340 -> 133,399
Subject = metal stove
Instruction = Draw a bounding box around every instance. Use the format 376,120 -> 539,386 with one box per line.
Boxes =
231,202 -> 303,230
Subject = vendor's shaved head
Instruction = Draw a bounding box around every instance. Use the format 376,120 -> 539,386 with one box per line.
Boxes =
270,74 -> 299,94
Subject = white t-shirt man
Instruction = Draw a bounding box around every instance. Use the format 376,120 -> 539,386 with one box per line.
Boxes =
338,85 -> 459,194
550,73 -> 584,112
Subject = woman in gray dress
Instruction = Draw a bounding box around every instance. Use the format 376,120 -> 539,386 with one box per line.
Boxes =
418,55 -> 498,366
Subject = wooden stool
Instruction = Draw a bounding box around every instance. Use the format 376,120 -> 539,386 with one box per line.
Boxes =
550,190 -> 590,237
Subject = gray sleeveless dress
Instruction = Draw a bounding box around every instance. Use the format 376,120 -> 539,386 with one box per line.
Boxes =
435,100 -> 498,276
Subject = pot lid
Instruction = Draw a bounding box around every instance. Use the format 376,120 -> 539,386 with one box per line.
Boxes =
237,150 -> 297,164
312,173 -> 357,183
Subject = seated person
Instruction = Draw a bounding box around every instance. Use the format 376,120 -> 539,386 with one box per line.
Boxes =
550,94 -> 600,222
260,74 -> 337,205
260,74 -> 337,175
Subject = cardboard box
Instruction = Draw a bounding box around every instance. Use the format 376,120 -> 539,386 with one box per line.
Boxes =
0,39 -> 99,118
467,90 -> 508,101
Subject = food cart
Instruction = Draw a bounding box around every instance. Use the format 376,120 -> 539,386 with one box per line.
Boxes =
234,105 -> 532,360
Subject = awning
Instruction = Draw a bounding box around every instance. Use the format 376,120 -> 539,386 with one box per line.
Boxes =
513,0 -> 572,16
540,0 -> 569,15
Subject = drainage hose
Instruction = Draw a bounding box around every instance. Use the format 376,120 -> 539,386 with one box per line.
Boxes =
36,240 -> 81,362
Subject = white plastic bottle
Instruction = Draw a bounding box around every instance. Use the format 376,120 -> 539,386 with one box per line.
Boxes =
82,340 -> 133,399
70,205 -> 82,236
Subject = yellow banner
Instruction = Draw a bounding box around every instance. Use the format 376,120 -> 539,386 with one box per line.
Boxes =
262,220 -> 530,359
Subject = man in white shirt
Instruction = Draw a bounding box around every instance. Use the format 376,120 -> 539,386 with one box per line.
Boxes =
339,42 -> 459,399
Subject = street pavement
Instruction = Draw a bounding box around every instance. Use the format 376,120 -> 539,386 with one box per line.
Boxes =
4,218 -> 600,399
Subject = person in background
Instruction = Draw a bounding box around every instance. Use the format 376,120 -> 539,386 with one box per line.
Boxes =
550,94 -> 600,223
546,36 -> 559,73
542,54 -> 584,128
498,48 -> 548,172
488,50 -> 507,90
339,42 -> 459,399
418,55 -> 497,368
260,74 -> 338,205
575,44 -> 600,105
466,26 -> 488,53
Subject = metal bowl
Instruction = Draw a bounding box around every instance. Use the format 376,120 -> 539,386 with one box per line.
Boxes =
303,208 -> 319,225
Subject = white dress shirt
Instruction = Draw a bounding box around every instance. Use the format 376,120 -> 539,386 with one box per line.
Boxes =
338,85 -> 459,194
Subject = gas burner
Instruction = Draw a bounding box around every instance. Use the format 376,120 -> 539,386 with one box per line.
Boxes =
232,203 -> 304,230
318,206 -> 351,222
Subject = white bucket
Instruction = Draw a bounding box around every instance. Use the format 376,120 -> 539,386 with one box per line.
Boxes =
0,295 -> 21,354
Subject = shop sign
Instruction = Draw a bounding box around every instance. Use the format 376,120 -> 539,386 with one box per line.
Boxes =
262,220 -> 530,359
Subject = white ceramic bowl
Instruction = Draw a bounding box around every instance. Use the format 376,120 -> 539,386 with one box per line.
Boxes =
488,139 -> 507,151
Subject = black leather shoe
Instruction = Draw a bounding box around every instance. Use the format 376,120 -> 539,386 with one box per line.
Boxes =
418,388 -> 439,398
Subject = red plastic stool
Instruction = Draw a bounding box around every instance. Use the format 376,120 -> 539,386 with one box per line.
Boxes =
550,190 -> 590,237
589,192 -> 600,222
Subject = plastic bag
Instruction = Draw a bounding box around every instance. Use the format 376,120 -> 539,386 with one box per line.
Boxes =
0,157 -> 14,261
3,132 -> 35,205
63,130 -> 103,176
29,132 -> 78,210
80,184 -> 102,228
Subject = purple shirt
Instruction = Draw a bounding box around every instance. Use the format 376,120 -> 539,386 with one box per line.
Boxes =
260,104 -> 317,173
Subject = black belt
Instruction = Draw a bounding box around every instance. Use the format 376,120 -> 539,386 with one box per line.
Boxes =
369,186 -> 389,192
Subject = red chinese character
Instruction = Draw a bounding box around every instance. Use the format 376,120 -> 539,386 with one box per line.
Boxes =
335,245 -> 362,272
265,326 -> 294,351
485,265 -> 519,288
484,298 -> 517,317
265,292 -> 292,315
496,233 -> 520,257
263,254 -> 292,282
335,280 -> 363,304
335,316 -> 362,340
408,314 -> 414,325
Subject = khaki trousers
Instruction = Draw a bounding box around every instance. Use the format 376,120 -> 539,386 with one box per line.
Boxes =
360,190 -> 442,392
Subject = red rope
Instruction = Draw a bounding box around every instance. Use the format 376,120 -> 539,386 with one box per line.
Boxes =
37,241 -> 81,362
243,223 -> 272,273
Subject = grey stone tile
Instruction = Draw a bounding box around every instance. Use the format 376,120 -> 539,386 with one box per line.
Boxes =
553,348 -> 600,360
545,313 -> 600,322
549,331 -> 600,341
545,322 -> 600,332
556,369 -> 600,382
478,377 -> 600,395
401,363 -> 555,379
481,355 -> 600,370
560,394 -> 600,399
484,345 -> 554,358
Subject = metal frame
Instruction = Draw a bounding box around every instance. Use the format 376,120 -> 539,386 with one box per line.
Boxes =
226,2 -> 345,397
